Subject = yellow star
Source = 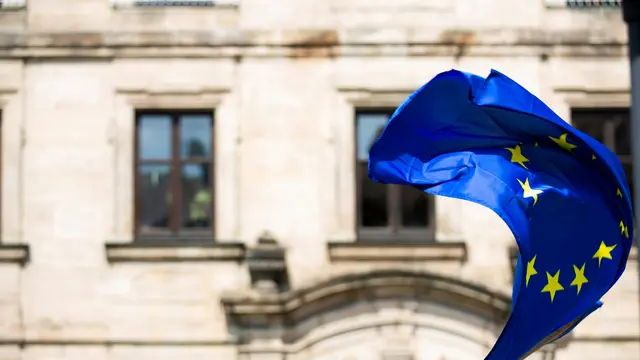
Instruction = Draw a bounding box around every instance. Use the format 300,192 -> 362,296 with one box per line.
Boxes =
548,133 -> 577,153
617,188 -> 623,198
517,178 -> 544,205
570,263 -> 588,295
534,142 -> 540,147
541,270 -> 564,302
526,255 -> 538,287
505,145 -> 530,169
620,221 -> 629,239
592,154 -> 596,160
593,241 -> 617,267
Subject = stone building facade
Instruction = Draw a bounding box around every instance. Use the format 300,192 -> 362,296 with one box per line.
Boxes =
0,0 -> 638,359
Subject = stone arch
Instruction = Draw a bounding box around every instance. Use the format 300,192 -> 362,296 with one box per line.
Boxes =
222,269 -> 511,359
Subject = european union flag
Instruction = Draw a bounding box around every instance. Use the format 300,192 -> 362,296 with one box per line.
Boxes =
368,69 -> 634,359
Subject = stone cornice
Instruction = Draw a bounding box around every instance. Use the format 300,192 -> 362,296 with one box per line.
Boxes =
0,338 -> 236,346
0,28 -> 627,59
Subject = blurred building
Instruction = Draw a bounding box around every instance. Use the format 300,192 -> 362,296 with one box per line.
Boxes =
0,0 -> 637,359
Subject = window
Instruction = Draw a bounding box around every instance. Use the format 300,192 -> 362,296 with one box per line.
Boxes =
355,110 -> 435,241
135,111 -> 214,239
0,0 -> 26,9
571,108 -> 634,201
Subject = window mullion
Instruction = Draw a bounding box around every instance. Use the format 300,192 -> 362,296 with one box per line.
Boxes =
171,114 -> 181,234
603,119 -> 617,152
210,115 -> 216,237
388,185 -> 401,233
356,161 -> 363,229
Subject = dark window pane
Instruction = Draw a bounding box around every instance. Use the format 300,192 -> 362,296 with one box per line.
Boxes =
614,114 -> 631,155
401,186 -> 429,227
572,117 -> 604,145
138,114 -> 172,160
622,162 -> 634,204
138,164 -> 172,231
181,164 -> 212,228
356,113 -> 389,161
180,114 -> 212,159
358,161 -> 388,227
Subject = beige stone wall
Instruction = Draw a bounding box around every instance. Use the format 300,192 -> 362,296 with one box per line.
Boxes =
0,0 -> 637,359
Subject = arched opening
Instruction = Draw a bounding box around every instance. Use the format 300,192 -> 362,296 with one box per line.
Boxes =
222,269 -> 511,359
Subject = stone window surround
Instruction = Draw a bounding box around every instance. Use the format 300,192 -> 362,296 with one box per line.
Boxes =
354,109 -> 437,242
105,87 -> 244,263
334,88 -> 435,241
331,87 -> 467,262
0,87 -> 29,265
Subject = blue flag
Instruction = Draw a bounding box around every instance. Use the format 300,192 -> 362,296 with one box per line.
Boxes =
368,69 -> 634,359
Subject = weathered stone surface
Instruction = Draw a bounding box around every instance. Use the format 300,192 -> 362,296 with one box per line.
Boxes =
0,1 -> 636,360
0,28 -> 628,60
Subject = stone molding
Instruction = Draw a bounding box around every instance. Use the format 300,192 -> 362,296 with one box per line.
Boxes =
337,87 -> 415,108
0,339 -> 235,346
0,334 -> 636,348
556,88 -> 630,109
222,269 -> 511,346
0,28 -> 627,59
105,241 -> 245,263
0,88 -> 24,245
381,353 -> 414,360
327,241 -> 467,262
116,88 -> 230,109
0,244 -> 29,265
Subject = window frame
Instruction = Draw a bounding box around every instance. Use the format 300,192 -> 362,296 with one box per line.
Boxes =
571,107 -> 633,198
571,107 -> 631,164
133,109 -> 215,241
354,108 -> 436,242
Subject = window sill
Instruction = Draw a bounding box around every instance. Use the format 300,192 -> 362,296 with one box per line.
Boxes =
0,244 -> 29,266
0,7 -> 25,12
327,241 -> 467,262
356,229 -> 436,243
105,240 -> 245,263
